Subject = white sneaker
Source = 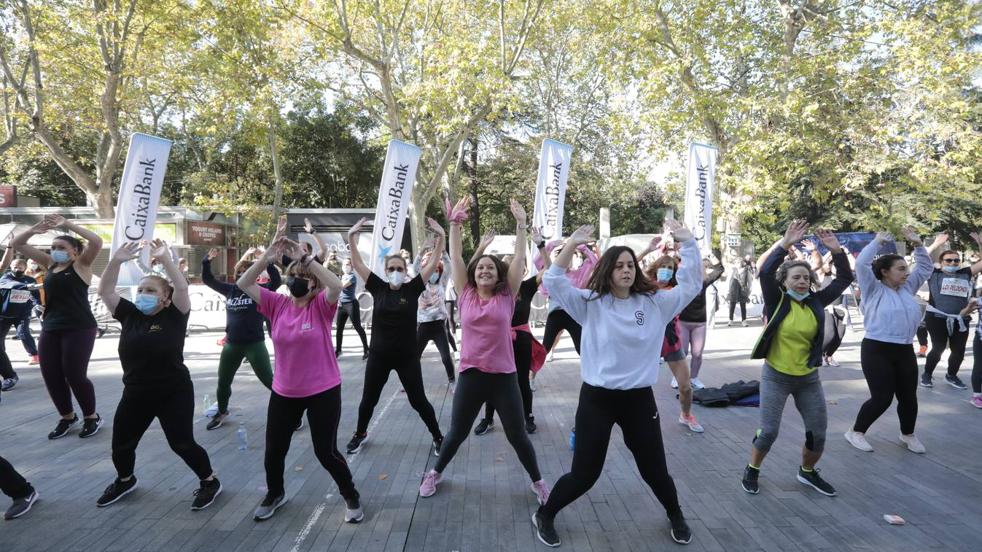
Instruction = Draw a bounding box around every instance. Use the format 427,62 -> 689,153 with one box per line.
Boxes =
690,377 -> 705,390
678,413 -> 704,433
899,434 -> 925,454
670,377 -> 679,389
844,430 -> 873,452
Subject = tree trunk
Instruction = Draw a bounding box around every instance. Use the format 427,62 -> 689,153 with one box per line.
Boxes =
466,137 -> 480,245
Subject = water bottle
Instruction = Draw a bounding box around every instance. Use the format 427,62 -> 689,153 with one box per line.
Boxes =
237,422 -> 248,450
202,393 -> 210,416
569,427 -> 575,451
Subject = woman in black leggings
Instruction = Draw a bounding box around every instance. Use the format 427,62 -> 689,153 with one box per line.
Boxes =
540,241 -> 597,357
344,217 -> 446,456
532,221 -> 701,548
335,258 -> 369,360
415,250 -> 457,384
95,240 -> 221,510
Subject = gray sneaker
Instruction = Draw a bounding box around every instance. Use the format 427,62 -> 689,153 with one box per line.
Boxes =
4,488 -> 38,520
253,493 -> 287,521
344,497 -> 364,523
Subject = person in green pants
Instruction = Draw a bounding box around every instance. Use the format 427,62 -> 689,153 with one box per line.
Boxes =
202,246 -> 280,430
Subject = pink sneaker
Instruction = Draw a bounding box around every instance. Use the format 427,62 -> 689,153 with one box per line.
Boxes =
419,470 -> 442,498
971,396 -> 982,409
530,479 -> 551,505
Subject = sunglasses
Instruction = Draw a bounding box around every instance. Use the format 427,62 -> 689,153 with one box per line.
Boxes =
386,266 -> 406,273
942,258 -> 960,264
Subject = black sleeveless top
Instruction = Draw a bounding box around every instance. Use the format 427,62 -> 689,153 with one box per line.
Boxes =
42,264 -> 96,331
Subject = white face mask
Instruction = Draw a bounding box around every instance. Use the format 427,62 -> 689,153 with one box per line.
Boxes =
388,271 -> 406,286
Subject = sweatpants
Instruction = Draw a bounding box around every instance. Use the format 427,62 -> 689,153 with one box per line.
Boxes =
216,340 -> 273,414
923,315 -> 969,378
729,300 -> 747,322
435,369 -> 541,481
416,320 -> 455,381
0,456 -> 32,500
539,384 -> 681,520
356,348 -> 442,439
678,321 -> 708,378
38,328 -> 98,417
542,309 -> 582,355
265,386 -> 358,500
484,331 -> 533,421
111,379 -> 213,480
335,301 -> 368,354
972,333 -> 982,393
853,338 -> 918,435
752,363 -> 827,454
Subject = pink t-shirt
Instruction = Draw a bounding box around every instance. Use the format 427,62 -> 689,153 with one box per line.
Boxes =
458,285 -> 516,374
258,287 -> 340,397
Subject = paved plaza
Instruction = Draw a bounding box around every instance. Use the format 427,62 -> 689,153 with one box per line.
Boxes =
1,314 -> 981,551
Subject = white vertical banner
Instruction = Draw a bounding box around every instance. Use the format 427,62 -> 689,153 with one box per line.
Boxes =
369,140 -> 421,274
111,133 -> 173,286
684,142 -> 718,253
532,139 -> 573,241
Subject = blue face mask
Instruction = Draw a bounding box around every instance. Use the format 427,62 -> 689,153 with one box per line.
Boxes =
787,289 -> 810,302
941,265 -> 959,273
656,268 -> 674,282
429,273 -> 440,285
134,293 -> 160,315
51,250 -> 71,264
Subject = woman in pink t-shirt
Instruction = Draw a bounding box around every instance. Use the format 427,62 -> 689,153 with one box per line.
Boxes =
237,227 -> 362,525
419,198 -> 550,506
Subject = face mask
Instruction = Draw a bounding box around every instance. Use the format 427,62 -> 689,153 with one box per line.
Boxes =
12,270 -> 25,279
286,276 -> 310,298
151,264 -> 164,274
388,271 -> 406,286
787,289 -> 810,302
134,293 -> 159,315
656,268 -> 674,282
51,250 -> 71,264
941,265 -> 959,273
429,273 -> 440,285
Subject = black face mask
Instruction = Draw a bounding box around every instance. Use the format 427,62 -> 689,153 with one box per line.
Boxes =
12,271 -> 25,279
286,276 -> 310,298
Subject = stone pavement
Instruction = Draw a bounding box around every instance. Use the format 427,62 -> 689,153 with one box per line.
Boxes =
1,315 -> 981,552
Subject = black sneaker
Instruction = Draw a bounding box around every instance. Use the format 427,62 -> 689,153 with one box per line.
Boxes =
48,415 -> 79,440
474,418 -> 493,436
796,466 -> 836,497
253,493 -> 287,521
432,436 -> 443,457
206,412 -> 228,431
96,477 -> 137,507
531,510 -> 561,547
1,376 -> 18,391
920,374 -> 934,388
346,432 -> 367,454
4,487 -> 38,520
191,478 -> 222,510
525,416 -> 537,434
944,375 -> 968,390
741,465 -> 760,494
669,512 -> 692,545
79,415 -> 103,439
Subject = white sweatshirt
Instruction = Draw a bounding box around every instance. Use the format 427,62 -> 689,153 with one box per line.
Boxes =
856,241 -> 933,344
544,239 -> 702,390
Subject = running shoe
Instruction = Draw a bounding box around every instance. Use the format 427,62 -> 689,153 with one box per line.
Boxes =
432,436 -> 443,457
532,510 -> 560,547
530,479 -> 550,506
344,497 -> 364,523
919,374 -> 933,388
191,478 -> 222,510
944,375 -> 968,390
843,430 -> 873,452
971,395 -> 982,409
1,376 -> 18,391
47,415 -> 79,440
473,418 -> 493,436
96,477 -> 137,507
206,412 -> 228,431
899,433 -> 926,454
741,465 -> 760,494
525,416 -> 537,434
668,512 -> 693,545
345,432 -> 367,454
670,377 -> 679,389
678,413 -> 704,433
741,321 -> 748,327
253,493 -> 286,520
29,355 -> 39,365
3,488 -> 38,520
796,467 -> 836,496
419,470 -> 442,498
79,415 -> 103,439
916,345 -> 927,358
690,377 -> 705,390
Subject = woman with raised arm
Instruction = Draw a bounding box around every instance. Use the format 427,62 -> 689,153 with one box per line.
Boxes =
94,240 -> 221,510
740,222 -> 853,499
539,237 -> 599,358
343,217 -> 446,456
419,198 -> 550,505
237,236 -> 363,524
335,257 -> 370,360
10,214 -> 103,439
531,221 -> 701,547
843,228 -> 934,454
414,245 -> 457,385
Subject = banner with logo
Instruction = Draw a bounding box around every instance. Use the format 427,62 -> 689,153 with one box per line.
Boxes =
368,140 -> 420,274
532,139 -> 573,242
684,143 -> 718,253
111,133 -> 173,285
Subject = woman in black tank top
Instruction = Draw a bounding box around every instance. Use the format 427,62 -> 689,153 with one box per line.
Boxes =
11,214 -> 104,440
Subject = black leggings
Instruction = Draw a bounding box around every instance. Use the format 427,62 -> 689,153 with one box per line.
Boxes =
729,300 -> 747,322
923,315 -> 969,378
853,339 -> 918,435
356,349 -> 442,439
972,333 -> 982,393
111,379 -> 213,480
434,369 -> 541,481
540,383 -> 680,520
542,309 -> 582,355
916,321 -> 928,348
0,455 -> 32,500
265,386 -> 358,500
335,301 -> 368,354
484,332 -> 533,420
416,320 -> 455,381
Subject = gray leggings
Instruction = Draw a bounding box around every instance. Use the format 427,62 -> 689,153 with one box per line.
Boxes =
752,363 -> 827,454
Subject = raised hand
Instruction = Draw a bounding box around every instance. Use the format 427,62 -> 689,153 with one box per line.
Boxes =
426,217 -> 446,238
530,226 -> 544,245
304,217 -> 314,234
647,234 -> 663,252
665,219 -> 693,242
446,197 -> 471,224
931,231 -> 950,249
278,237 -> 304,261
148,239 -> 170,261
28,218 -> 56,234
814,229 -> 842,253
901,226 -> 923,247
348,217 -> 369,238
874,231 -> 894,244
970,231 -> 981,247
43,214 -> 67,228
781,219 -> 809,249
112,241 -> 142,262
568,225 -> 595,246
273,215 -> 288,241
510,199 -> 527,226
477,230 -> 497,251
207,248 -> 220,260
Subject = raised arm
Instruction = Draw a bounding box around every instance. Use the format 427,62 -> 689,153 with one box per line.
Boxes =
99,242 -> 141,315
201,247 -> 234,295
507,199 -> 527,293
0,239 -> 13,272
54,216 -> 103,268
656,221 -> 702,318
346,217 -> 373,282
10,218 -> 57,267
812,229 -> 853,306
263,261 -> 282,291
280,237 -> 343,304
970,232 -> 982,276
418,218 -> 446,283
637,233 -> 665,261
543,224 -> 595,323
448,197 -> 471,294
304,217 -> 327,260
149,239 -> 189,314
468,229 -> 497,266
855,233 -> 887,297
925,231 -> 948,262
530,227 -> 551,271
901,226 -> 932,294
759,219 -> 809,306
237,238 -> 280,304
